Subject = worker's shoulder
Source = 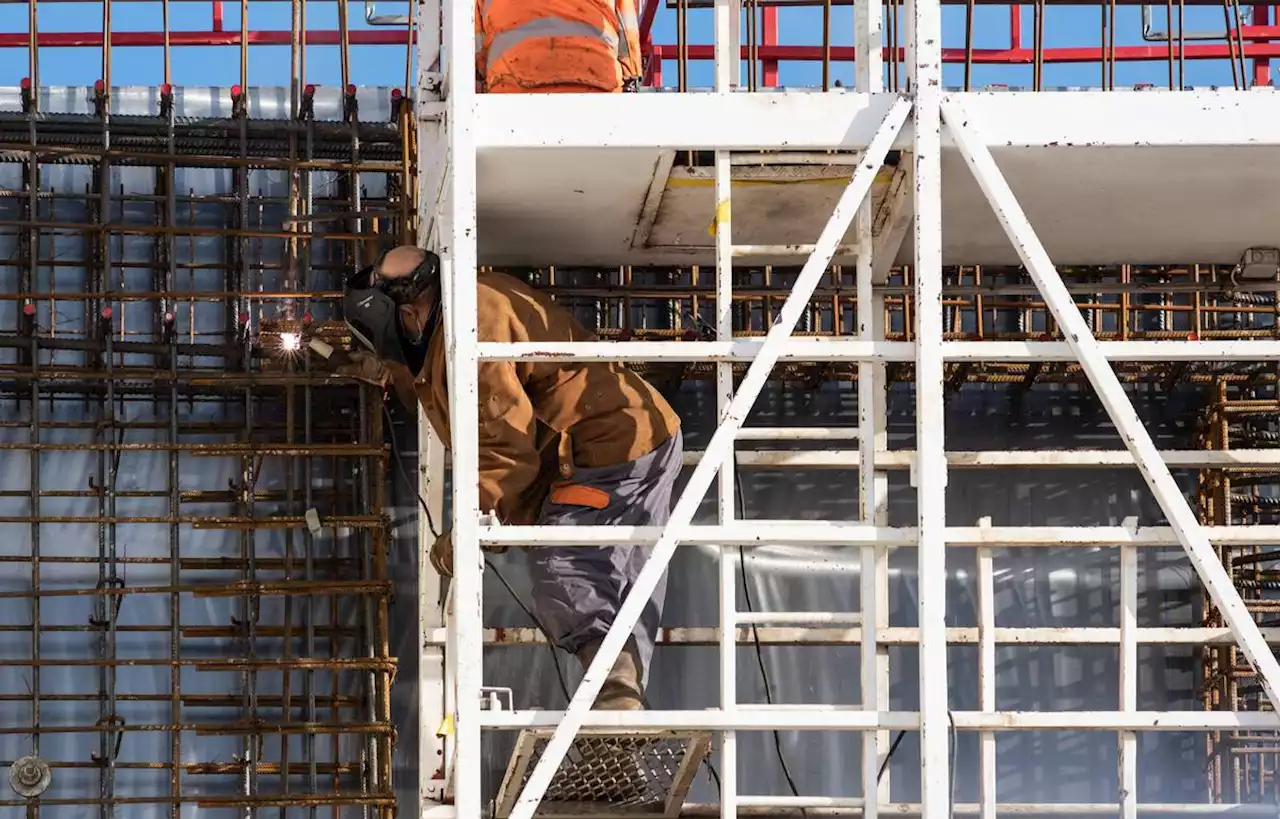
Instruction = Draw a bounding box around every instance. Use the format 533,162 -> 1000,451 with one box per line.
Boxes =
476,270 -> 562,316
477,269 -> 540,301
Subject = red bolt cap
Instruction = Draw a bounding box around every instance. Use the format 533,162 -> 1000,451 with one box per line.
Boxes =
94,79 -> 105,94
22,303 -> 35,316
101,306 -> 113,319
20,77 -> 31,90
346,83 -> 357,96
239,311 -> 250,323
160,83 -> 172,96
304,84 -> 316,96
164,311 -> 175,323
231,84 -> 242,98
302,312 -> 313,324
390,88 -> 403,99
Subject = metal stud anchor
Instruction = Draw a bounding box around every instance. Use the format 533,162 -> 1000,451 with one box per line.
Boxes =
9,755 -> 52,799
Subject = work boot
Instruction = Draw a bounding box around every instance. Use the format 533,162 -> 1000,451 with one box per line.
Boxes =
578,638 -> 645,711
577,638 -> 650,801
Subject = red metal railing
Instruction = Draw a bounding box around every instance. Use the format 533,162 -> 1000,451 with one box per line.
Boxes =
0,0 -> 1273,91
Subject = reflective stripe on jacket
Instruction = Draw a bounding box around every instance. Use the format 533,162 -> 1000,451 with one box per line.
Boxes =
476,0 -> 642,93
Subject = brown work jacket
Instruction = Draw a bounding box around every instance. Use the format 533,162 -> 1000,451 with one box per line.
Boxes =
389,271 -> 681,526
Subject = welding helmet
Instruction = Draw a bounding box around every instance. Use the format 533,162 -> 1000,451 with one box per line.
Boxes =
342,249 -> 442,366
344,266 -> 406,365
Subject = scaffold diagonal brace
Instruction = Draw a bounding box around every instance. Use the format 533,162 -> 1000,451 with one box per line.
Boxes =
939,95 -> 1280,712
505,94 -> 915,819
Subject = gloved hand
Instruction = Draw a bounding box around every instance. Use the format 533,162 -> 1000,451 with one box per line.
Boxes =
335,350 -> 389,388
428,528 -> 510,578
429,529 -> 454,578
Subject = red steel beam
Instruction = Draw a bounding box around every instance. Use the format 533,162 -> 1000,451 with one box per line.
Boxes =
0,30 -> 410,47
650,41 -> 1280,63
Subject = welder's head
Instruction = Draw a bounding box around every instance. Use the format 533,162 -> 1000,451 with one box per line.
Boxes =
343,246 -> 442,365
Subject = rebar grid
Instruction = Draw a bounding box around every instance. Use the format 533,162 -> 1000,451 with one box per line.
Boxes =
1197,371 -> 1280,805
496,263 -> 1280,388
0,84 -> 408,817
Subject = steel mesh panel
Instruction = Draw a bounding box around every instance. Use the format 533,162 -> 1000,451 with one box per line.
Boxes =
497,731 -> 710,817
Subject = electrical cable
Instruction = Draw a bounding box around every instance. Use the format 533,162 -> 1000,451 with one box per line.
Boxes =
731,453 -> 907,799
730,454 -> 805,804
381,402 -> 573,704
383,396 -> 922,804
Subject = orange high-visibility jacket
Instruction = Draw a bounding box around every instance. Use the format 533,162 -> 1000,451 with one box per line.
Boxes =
475,0 -> 642,93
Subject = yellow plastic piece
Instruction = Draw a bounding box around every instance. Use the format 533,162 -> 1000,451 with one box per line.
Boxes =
707,199 -> 731,237
436,713 -> 454,738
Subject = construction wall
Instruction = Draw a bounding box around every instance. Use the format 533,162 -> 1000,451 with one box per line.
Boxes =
0,85 -> 405,818
0,86 -> 1219,817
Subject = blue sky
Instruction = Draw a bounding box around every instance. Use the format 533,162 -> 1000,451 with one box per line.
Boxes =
0,0 -> 1256,91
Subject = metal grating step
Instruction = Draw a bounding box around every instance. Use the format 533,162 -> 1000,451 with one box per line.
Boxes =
494,729 -> 711,818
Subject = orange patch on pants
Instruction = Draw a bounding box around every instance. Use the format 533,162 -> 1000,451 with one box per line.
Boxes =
549,483 -> 611,510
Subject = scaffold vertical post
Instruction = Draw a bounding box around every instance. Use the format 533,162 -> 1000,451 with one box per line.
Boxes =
976,518 -> 996,819
418,416 -> 449,807
909,0 -> 951,812
442,0 -> 483,811
1119,529 -> 1138,819
855,0 -> 889,810
713,0 -> 739,813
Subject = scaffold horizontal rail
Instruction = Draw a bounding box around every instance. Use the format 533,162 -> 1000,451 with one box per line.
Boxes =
471,89 -> 1280,150
477,340 -> 1280,362
480,523 -> 1280,547
426,625 -> 1280,647
482,710 -> 1280,731
680,448 -> 1280,469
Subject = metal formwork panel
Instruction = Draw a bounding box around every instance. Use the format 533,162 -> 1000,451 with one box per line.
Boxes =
0,79 -> 411,817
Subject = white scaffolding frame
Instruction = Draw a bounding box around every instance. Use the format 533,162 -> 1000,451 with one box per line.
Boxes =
414,0 -> 1280,814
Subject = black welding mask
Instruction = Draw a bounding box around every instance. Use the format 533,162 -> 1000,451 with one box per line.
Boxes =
342,249 -> 442,368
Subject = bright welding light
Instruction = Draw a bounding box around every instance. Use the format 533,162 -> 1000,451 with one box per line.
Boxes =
280,332 -> 302,352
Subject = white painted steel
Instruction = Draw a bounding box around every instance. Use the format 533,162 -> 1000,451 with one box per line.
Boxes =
943,96 -> 1280,714
953,88 -> 1280,147
1119,539 -> 1138,819
469,89 -> 1280,150
738,796 -> 868,808
480,709 -> 1280,731
441,0 -> 482,810
713,3 -> 738,812
471,91 -> 898,150
682,804 -> 1280,816
417,417 -> 449,806
910,0 -> 950,811
438,446 -> 1280,470
479,522 -> 1280,547
735,427 -> 859,441
682,448 -> 1280,468
474,339 -> 914,361
856,0 -> 892,806
735,612 -> 864,625
477,339 -> 1280,362
503,98 -> 914,819
426,624 -> 1280,647
976,521 -> 996,819
482,709 -> 911,730
945,340 -> 1280,361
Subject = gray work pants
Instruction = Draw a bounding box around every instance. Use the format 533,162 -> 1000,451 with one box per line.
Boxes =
527,430 -> 684,685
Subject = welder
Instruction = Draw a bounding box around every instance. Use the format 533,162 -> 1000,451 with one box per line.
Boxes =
339,245 -> 682,711
476,0 -> 643,93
